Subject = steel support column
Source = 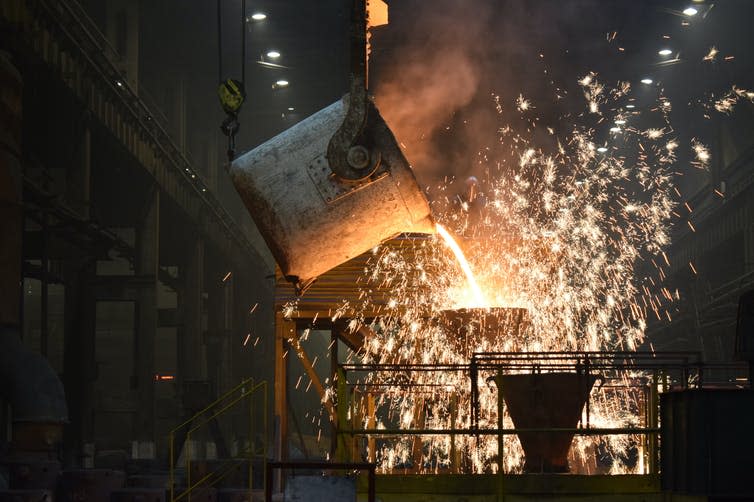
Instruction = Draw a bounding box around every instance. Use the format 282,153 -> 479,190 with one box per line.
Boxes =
179,237 -> 205,384
274,314 -> 294,461
745,207 -> 754,274
62,259 -> 96,464
0,50 -> 23,327
134,188 -> 159,455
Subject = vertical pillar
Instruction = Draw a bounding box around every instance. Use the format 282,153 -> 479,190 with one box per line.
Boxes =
222,273 -> 234,392
274,314 -> 293,461
40,212 -> 49,356
330,327 -> 339,458
0,51 -> 23,327
179,237 -> 204,384
744,205 -> 754,274
62,260 -> 97,465
496,370 -> 505,500
0,50 -> 23,448
205,268 -> 224,395
62,115 -> 92,466
67,126 -> 91,219
134,188 -> 159,457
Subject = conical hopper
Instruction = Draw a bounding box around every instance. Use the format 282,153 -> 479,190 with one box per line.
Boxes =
498,372 -> 597,473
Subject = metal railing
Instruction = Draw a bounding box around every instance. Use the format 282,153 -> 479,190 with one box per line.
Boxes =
335,351 -> 750,477
169,378 -> 268,502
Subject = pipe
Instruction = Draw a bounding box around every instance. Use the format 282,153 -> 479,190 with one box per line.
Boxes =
0,325 -> 68,425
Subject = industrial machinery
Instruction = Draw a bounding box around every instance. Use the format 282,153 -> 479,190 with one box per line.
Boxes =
229,0 -> 433,293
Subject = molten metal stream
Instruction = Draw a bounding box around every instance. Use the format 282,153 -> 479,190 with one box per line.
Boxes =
436,223 -> 488,308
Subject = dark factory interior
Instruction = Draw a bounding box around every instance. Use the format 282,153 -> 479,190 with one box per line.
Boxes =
1,0 -> 754,501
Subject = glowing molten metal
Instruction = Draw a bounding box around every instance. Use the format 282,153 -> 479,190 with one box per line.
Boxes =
436,223 -> 488,308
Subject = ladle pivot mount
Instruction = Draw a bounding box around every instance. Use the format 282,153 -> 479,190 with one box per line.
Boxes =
326,0 -> 381,182
228,0 -> 434,293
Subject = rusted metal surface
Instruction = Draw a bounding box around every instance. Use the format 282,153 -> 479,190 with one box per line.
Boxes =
231,98 -> 433,292
498,372 -> 597,473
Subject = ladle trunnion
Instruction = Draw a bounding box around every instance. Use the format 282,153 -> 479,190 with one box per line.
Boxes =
229,96 -> 434,293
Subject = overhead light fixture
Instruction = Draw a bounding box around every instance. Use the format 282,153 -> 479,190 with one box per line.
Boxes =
610,127 -> 621,133
615,119 -> 626,125
275,79 -> 289,87
625,104 -> 636,109
658,49 -> 672,56
641,78 -> 653,84
683,7 -> 698,16
597,147 -> 608,153
287,107 -> 295,111
250,12 -> 267,20
266,50 -> 281,59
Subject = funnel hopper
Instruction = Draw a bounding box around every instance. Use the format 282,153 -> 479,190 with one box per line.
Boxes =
499,372 -> 597,472
230,96 -> 434,291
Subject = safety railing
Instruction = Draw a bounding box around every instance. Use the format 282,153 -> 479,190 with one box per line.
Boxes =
169,378 -> 268,502
335,352 -> 750,478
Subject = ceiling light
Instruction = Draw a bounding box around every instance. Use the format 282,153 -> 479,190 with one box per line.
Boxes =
610,127 -> 621,133
275,79 -> 289,87
658,49 -> 672,56
683,7 -> 698,16
287,107 -> 295,111
597,147 -> 608,153
250,12 -> 267,20
266,50 -> 281,59
625,104 -> 635,109
615,119 -> 626,125
641,78 -> 653,84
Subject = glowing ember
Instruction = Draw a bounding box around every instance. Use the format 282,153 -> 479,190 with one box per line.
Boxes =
436,223 -> 488,308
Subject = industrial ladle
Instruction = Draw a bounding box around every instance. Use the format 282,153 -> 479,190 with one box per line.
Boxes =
229,0 -> 434,294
